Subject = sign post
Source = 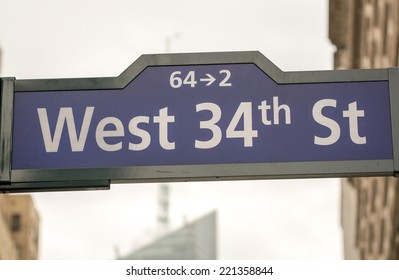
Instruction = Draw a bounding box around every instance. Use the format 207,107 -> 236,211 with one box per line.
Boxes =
1,51 -> 398,192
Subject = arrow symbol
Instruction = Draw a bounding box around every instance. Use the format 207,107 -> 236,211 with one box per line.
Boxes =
200,74 -> 216,86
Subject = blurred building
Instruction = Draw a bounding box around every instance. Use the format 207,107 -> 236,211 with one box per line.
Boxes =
329,0 -> 399,259
0,195 -> 40,259
0,46 -> 2,75
120,211 -> 217,260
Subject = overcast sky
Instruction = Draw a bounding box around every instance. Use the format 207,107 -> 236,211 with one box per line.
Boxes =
0,0 -> 341,259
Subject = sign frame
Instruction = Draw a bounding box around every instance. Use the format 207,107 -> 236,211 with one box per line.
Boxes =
1,51 -> 398,193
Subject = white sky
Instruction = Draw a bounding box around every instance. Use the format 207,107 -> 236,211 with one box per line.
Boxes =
0,0 -> 341,259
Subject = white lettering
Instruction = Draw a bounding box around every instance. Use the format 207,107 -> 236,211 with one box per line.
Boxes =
258,100 -> 272,125
95,117 -> 124,152
195,102 -> 222,149
343,102 -> 367,144
128,116 -> 151,151
226,102 -> 258,147
273,96 -> 291,125
153,107 -> 175,150
37,107 -> 94,152
312,99 -> 341,145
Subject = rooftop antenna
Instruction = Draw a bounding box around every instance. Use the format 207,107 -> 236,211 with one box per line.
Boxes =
157,184 -> 169,232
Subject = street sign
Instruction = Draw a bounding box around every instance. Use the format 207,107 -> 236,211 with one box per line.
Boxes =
1,51 -> 399,192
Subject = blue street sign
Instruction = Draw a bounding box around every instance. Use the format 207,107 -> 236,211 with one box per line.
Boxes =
12,64 -> 393,168
1,51 -> 399,192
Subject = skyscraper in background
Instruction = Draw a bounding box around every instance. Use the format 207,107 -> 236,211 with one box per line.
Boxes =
120,211 -> 217,260
329,0 -> 399,259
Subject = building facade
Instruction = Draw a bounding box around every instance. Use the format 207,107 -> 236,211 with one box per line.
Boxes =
0,195 -> 40,259
0,46 -> 2,75
329,0 -> 399,259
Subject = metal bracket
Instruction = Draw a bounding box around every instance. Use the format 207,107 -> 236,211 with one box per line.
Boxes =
0,78 -> 15,183
0,180 -> 110,193
389,68 -> 399,175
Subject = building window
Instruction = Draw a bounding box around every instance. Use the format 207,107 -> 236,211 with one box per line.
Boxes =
11,213 -> 21,232
15,244 -> 21,259
369,224 -> 375,254
383,178 -> 389,206
379,218 -> 386,255
371,179 -> 378,212
383,3 -> 390,55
